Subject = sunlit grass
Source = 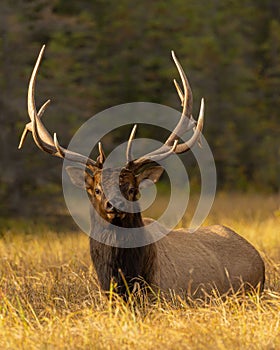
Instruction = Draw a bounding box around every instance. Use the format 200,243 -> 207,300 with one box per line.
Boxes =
0,193 -> 279,349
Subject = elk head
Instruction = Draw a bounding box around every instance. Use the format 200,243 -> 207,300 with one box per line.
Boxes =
19,45 -> 204,227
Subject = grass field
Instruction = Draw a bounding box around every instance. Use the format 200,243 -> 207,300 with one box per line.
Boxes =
0,193 -> 279,349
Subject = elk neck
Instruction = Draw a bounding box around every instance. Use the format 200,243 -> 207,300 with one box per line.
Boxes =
89,205 -> 158,295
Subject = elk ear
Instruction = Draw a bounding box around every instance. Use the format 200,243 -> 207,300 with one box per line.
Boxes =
136,166 -> 164,188
65,166 -> 92,189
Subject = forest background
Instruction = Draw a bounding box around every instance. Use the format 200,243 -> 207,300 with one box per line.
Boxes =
0,0 -> 279,217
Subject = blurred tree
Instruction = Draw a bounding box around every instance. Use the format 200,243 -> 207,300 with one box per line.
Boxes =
0,0 -> 279,216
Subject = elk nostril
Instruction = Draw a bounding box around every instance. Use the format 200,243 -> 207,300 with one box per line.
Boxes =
105,201 -> 114,211
106,199 -> 126,212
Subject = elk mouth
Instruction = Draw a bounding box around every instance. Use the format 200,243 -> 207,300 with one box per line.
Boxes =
106,212 -> 126,221
104,199 -> 127,221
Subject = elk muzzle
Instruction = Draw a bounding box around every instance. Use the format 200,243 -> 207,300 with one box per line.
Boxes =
104,197 -> 126,220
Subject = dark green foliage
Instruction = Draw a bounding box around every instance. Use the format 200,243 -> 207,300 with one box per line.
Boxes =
0,0 -> 279,215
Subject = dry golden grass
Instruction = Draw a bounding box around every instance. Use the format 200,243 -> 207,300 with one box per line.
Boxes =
0,193 -> 279,349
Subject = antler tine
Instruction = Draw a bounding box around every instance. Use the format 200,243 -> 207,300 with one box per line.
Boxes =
96,142 -> 106,166
19,45 -> 98,168
173,75 -> 202,148
173,79 -> 184,106
173,77 -> 203,148
28,45 -> 45,122
27,45 -> 54,149
18,99 -> 51,149
53,133 -> 97,166
132,139 -> 178,167
18,126 -> 29,150
31,111 -> 59,155
164,51 -> 195,147
19,44 -> 59,154
53,133 -> 65,158
171,50 -> 193,119
126,124 -> 137,163
173,98 -> 204,154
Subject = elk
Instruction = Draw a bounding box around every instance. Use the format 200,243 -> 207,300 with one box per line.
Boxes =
19,46 -> 265,299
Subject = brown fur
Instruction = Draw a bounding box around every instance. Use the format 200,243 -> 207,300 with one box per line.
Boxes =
67,166 -> 265,298
149,222 -> 265,297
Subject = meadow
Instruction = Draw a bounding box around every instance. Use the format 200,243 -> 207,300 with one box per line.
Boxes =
0,193 -> 279,349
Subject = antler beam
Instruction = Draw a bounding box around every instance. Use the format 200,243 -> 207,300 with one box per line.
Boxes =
19,45 -> 98,168
126,51 -> 204,170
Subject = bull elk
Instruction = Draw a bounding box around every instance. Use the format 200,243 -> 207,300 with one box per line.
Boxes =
19,46 -> 265,298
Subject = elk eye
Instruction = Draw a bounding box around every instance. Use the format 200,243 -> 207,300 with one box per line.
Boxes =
95,188 -> 101,195
128,188 -> 136,195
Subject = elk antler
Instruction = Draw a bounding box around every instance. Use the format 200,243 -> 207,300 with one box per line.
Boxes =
20,46 -> 203,175
126,51 -> 204,171
18,45 -> 99,168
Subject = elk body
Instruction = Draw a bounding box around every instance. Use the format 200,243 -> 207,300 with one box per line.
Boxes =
19,46 -> 265,298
